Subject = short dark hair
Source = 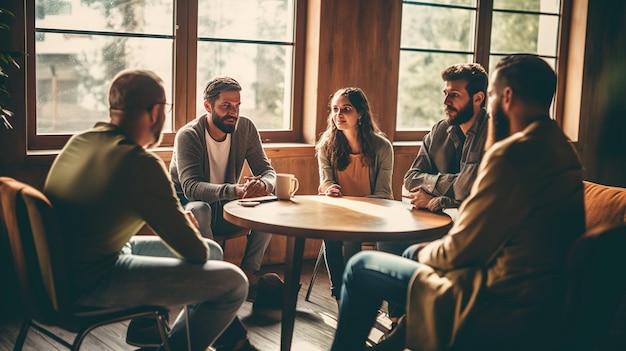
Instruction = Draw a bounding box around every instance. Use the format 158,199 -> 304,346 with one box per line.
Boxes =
109,69 -> 164,112
203,76 -> 242,105
494,54 -> 556,109
441,63 -> 488,102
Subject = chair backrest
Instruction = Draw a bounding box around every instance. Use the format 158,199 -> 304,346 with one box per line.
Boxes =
583,180 -> 626,231
563,224 -> 626,350
0,177 -> 70,326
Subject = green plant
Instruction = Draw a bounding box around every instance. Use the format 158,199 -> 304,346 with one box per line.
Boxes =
0,7 -> 21,129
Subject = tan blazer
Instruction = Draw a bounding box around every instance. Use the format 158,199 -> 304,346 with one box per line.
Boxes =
406,119 -> 585,350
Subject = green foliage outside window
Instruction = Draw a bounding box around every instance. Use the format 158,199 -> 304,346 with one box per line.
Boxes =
397,0 -> 560,132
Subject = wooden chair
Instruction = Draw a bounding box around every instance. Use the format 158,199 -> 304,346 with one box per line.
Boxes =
305,241 -> 330,301
563,224 -> 626,350
0,177 -> 170,351
305,240 -> 377,301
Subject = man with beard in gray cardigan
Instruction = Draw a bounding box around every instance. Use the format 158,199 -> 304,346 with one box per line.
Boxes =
170,76 -> 279,351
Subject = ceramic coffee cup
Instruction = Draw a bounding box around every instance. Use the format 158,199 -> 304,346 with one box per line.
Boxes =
275,173 -> 299,200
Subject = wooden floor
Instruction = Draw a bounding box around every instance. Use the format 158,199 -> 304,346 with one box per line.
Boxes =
0,259 -> 392,351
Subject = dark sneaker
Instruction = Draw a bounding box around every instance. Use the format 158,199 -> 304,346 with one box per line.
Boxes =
215,337 -> 261,351
252,273 -> 285,310
126,316 -> 170,348
368,315 -> 406,351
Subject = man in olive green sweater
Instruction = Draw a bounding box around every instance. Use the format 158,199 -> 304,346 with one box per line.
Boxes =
45,69 -> 253,351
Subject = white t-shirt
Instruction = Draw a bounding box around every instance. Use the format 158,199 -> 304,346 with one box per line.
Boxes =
205,128 -> 231,184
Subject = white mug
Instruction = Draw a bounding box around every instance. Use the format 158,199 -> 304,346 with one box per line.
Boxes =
275,173 -> 299,200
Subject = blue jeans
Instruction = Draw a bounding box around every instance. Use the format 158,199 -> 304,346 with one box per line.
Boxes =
184,200 -> 272,273
376,239 -> 425,256
76,236 -> 248,351
330,248 -> 425,351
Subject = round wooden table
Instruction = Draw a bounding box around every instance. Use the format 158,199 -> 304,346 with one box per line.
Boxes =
224,195 -> 452,351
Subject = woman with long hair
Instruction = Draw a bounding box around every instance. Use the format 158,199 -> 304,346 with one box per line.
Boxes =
315,87 -> 394,305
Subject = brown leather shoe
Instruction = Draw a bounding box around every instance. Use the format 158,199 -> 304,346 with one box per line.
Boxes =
368,315 -> 406,351
252,273 -> 285,310
215,338 -> 261,351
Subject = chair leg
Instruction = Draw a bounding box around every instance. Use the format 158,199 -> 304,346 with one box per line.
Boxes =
158,311 -> 172,351
305,242 -> 326,301
72,310 -> 170,351
29,320 -> 73,349
13,318 -> 31,351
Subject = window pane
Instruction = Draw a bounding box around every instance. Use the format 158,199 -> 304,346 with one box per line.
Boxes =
34,0 -> 174,135
36,34 -> 174,134
196,42 -> 292,131
412,0 -> 477,6
490,12 -> 559,56
397,52 -> 472,130
493,0 -> 560,14
489,54 -> 556,76
197,0 -> 294,42
401,4 -> 476,52
35,0 -> 174,35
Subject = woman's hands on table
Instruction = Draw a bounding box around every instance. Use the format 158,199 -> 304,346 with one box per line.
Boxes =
320,183 -> 342,197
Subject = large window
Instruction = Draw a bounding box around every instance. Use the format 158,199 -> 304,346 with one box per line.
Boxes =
29,0 -> 301,150
196,0 -> 294,132
396,0 -> 565,141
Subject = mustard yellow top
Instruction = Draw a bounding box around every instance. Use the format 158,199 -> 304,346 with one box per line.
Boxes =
336,154 -> 371,197
317,133 -> 394,199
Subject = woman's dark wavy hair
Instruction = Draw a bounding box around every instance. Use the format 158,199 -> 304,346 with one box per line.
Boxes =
315,87 -> 383,171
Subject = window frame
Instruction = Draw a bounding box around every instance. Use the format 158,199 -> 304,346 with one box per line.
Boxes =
394,0 -> 572,142
26,0 -> 306,151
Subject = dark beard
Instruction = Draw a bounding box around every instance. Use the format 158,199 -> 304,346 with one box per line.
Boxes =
447,100 -> 474,126
493,103 -> 510,142
212,113 -> 236,134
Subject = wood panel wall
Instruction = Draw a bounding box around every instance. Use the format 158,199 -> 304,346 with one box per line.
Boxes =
578,1 -> 626,187
303,0 -> 402,144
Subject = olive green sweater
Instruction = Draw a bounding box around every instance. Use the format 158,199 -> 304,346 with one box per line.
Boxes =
45,122 -> 208,297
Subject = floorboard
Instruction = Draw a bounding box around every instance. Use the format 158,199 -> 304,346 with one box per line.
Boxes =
0,259 -> 392,351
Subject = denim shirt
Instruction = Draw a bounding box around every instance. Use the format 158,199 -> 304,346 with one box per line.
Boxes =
403,108 -> 488,209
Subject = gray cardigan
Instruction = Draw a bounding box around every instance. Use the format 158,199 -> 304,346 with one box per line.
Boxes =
170,114 -> 276,204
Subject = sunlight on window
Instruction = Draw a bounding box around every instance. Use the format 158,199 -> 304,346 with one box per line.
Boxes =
34,0 -> 174,134
196,0 -> 295,131
397,0 -> 562,135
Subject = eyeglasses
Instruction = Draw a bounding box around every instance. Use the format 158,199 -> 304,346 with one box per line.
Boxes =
148,102 -> 174,113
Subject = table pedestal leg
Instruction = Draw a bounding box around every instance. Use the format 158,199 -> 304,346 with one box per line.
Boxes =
281,236 -> 305,351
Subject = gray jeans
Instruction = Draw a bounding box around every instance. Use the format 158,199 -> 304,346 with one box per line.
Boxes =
76,236 -> 247,351
184,200 -> 272,273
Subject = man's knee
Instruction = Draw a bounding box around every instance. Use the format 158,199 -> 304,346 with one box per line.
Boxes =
345,251 -> 377,276
226,267 -> 249,303
185,201 -> 213,238
248,230 -> 271,244
402,244 -> 420,260
203,239 -> 224,260
185,201 -> 212,218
